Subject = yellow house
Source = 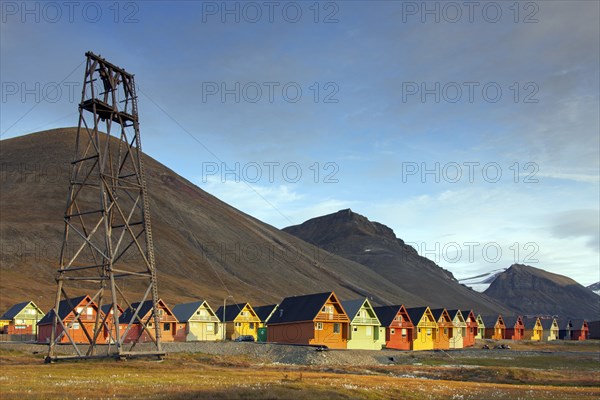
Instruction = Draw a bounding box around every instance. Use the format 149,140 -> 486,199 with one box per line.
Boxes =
447,309 -> 466,349
523,317 -> 543,341
0,301 -> 45,335
172,300 -> 223,341
216,303 -> 261,340
475,314 -> 485,339
540,318 -> 559,341
406,306 -> 437,351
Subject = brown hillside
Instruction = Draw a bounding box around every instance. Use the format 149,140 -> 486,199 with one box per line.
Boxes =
283,209 -> 511,313
484,264 -> 600,320
1,128 -> 435,313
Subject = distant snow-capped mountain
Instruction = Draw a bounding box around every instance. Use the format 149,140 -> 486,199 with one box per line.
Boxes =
587,282 -> 600,295
458,268 -> 507,292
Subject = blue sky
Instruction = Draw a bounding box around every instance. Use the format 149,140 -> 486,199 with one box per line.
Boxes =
1,1 -> 599,285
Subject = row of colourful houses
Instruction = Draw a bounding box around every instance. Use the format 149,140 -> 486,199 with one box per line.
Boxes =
0,292 -> 593,349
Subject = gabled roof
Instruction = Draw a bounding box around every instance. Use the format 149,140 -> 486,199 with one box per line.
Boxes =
447,309 -> 466,322
430,308 -> 452,323
253,304 -> 278,323
172,301 -> 210,323
100,303 -> 124,316
481,315 -> 502,327
267,292 -> 343,325
341,299 -> 367,321
373,305 -> 411,327
503,315 -> 523,328
0,301 -> 32,320
522,317 -> 540,330
570,319 -> 588,329
38,295 -> 91,325
119,299 -> 175,324
215,303 -> 251,323
539,318 -> 557,330
406,307 -> 432,325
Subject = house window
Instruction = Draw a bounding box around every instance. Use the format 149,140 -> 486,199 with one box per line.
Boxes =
158,309 -> 164,317
76,307 -> 83,314
402,329 -> 407,337
427,328 -> 432,336
241,311 -> 249,317
164,323 -> 170,331
390,328 -> 395,335
444,328 -> 448,335
395,315 -> 403,322
366,326 -> 372,336
207,324 -> 214,332
87,307 -> 93,316
72,323 -> 80,329
316,322 -> 323,330
333,323 -> 340,334
249,323 -> 254,330
353,326 -> 358,332
359,310 -> 367,318
322,305 -> 333,314
235,322 -> 242,327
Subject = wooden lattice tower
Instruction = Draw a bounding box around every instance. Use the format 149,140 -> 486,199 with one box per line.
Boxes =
47,52 -> 163,361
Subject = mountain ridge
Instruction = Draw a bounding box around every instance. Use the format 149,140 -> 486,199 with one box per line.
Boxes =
283,209 -> 511,313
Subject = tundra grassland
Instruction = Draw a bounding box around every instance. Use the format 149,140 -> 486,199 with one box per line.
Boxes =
0,340 -> 598,399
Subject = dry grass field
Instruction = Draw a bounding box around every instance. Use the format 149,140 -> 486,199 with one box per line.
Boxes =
0,340 -> 598,399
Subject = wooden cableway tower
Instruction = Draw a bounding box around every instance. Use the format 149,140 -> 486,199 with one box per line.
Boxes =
47,52 -> 163,361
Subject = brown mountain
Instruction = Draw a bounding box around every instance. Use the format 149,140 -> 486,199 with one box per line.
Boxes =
1,128 -> 446,313
283,209 -> 511,313
483,264 -> 600,319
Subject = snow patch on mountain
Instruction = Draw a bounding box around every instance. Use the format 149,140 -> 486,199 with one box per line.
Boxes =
458,269 -> 507,292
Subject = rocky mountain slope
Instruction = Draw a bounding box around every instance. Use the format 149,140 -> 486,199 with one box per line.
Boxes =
283,209 -> 511,313
484,264 -> 600,319
1,129 -> 419,312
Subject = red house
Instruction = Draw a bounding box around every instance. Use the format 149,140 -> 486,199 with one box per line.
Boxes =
373,305 -> 413,350
570,319 -> 589,340
119,299 -> 178,343
462,310 -> 478,347
37,295 -> 101,344
504,316 -> 525,340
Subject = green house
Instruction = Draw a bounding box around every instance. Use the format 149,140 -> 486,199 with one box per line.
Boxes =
341,298 -> 385,350
0,301 -> 45,335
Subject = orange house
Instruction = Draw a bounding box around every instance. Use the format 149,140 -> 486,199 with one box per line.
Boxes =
430,308 -> 453,350
482,315 -> 505,340
100,303 -> 125,344
462,310 -> 478,347
37,295 -> 101,344
119,299 -> 178,343
267,292 -> 350,349
504,316 -> 525,340
373,305 -> 413,350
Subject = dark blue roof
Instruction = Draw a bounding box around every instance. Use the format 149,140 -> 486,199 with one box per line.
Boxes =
446,309 -> 463,320
503,316 -> 522,328
539,318 -> 556,330
373,305 -> 406,326
268,292 -> 335,324
406,307 -> 429,325
0,301 -> 31,320
481,315 -> 500,327
215,303 -> 248,323
172,301 -> 206,323
38,295 -> 89,325
341,299 -> 366,320
119,300 -> 153,324
430,308 -> 448,321
253,304 -> 278,323
522,317 -> 539,330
